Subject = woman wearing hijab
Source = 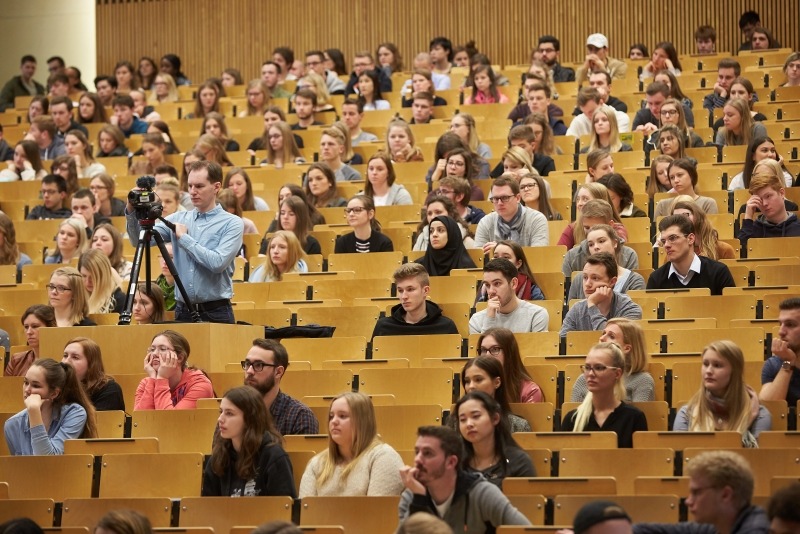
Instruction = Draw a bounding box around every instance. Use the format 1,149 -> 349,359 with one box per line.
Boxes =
416,216 -> 476,276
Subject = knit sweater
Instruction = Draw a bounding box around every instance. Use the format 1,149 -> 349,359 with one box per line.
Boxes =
646,255 -> 736,295
469,300 -> 550,334
474,206 -> 549,248
298,442 -> 404,497
559,293 -> 642,336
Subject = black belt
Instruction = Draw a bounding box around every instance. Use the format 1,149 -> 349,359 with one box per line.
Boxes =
193,299 -> 231,312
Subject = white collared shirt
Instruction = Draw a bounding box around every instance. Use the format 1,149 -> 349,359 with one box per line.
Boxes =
668,253 -> 702,286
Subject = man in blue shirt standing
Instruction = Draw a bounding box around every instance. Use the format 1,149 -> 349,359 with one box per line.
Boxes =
126,160 -> 243,323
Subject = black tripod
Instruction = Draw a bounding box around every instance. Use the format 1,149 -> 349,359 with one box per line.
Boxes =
118,217 -> 201,325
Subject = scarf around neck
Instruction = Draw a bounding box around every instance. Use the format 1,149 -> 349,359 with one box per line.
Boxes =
496,205 -> 525,242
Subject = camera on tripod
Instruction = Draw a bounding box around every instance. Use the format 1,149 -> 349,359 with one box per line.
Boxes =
128,176 -> 163,222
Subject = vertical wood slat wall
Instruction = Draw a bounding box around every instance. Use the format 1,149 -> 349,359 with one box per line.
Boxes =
96,0 -> 798,83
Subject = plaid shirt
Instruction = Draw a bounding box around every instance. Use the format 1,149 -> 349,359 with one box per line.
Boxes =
270,390 -> 319,435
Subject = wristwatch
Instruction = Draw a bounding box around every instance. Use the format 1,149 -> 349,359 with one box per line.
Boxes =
781,360 -> 794,371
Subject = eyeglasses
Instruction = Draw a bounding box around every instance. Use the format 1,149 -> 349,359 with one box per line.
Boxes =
437,188 -> 454,195
658,233 -> 688,247
688,485 -> 716,498
581,364 -> 619,374
660,109 -> 679,116
241,360 -> 278,372
538,47 -> 556,54
478,346 -> 503,356
489,195 -> 516,204
40,189 -> 59,197
520,183 -> 538,191
446,160 -> 465,168
46,284 -> 72,294
344,207 -> 366,214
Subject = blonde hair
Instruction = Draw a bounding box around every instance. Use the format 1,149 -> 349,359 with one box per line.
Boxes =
685,341 -> 755,442
588,105 -> 623,152
244,79 -> 271,116
48,218 -> 89,261
78,249 -> 121,314
384,119 -> 423,162
453,113 -> 482,153
749,159 -> 785,193
51,267 -> 89,325
501,146 -> 534,172
605,318 -> 649,374
573,184 -> 621,243
300,71 -> 332,107
263,231 -> 306,282
195,134 -> 233,166
314,392 -> 383,488
148,73 -> 179,103
720,98 -> 756,146
330,121 -> 355,162
570,342 -> 626,432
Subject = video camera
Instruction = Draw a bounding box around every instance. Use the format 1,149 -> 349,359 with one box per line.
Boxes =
128,176 -> 163,222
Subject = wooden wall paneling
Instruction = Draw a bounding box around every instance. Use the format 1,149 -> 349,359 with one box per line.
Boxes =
96,1 -> 798,86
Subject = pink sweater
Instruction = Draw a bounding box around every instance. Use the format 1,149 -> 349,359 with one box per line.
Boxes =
134,368 -> 214,410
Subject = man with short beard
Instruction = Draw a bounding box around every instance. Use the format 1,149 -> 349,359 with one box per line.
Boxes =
241,338 -> 318,435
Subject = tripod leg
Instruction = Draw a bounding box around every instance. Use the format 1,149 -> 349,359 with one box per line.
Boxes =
118,228 -> 152,325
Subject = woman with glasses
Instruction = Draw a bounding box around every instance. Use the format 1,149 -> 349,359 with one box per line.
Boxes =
458,356 -> 531,432
519,171 -> 561,221
6,305 -> 56,377
48,267 -> 95,327
673,340 -> 771,447
570,318 -> 654,402
89,174 -> 126,218
239,80 -> 270,118
561,342 -> 648,447
134,330 -> 213,410
204,386 -> 296,497
334,195 -> 394,253
299,392 -> 404,497
477,327 -> 543,403
454,390 -> 535,488
651,98 -> 704,150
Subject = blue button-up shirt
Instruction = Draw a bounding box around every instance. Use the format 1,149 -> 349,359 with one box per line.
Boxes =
127,203 -> 244,304
4,403 -> 87,455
